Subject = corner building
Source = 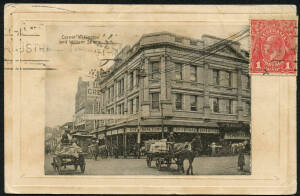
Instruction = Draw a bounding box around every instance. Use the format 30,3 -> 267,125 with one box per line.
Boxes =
94,32 -> 251,156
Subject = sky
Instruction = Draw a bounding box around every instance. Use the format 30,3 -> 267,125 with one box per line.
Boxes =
45,22 -> 249,127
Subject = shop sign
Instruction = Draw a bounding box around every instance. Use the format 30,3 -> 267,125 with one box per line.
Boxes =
106,131 -> 112,136
98,134 -> 105,139
141,127 -> 165,133
174,127 -> 185,133
198,128 -> 219,134
111,130 -> 118,135
126,128 -> 137,133
184,128 -> 198,133
117,129 -> 124,134
224,131 -> 250,140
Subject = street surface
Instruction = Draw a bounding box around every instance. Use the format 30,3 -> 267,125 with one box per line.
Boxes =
45,154 -> 251,175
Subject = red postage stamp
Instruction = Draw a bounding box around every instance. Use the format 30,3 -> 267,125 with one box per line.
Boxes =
250,20 -> 297,74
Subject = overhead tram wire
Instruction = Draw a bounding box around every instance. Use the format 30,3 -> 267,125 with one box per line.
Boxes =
160,26 -> 250,63
182,27 -> 250,63
94,27 -> 250,80
138,30 -> 250,78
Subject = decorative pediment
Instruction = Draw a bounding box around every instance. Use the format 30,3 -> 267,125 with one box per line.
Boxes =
214,44 -> 248,60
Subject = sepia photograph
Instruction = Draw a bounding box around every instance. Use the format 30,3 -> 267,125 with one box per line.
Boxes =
44,23 -> 251,176
5,4 -> 296,194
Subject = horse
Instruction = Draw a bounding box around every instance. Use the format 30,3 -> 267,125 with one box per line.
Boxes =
88,144 -> 99,160
98,145 -> 108,159
173,137 -> 202,175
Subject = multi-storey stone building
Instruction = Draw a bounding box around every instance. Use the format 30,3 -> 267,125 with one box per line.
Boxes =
92,32 -> 250,156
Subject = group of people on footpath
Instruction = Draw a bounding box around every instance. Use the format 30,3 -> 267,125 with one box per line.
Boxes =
57,129 -> 249,172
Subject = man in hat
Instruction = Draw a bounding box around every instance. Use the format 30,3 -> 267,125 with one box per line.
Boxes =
167,131 -> 176,143
167,131 -> 176,154
61,129 -> 71,145
191,134 -> 202,156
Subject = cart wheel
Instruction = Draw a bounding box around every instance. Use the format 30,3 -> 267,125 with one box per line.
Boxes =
156,158 -> 161,171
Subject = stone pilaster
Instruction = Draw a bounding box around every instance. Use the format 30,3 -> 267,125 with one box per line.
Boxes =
141,56 -> 150,117
124,71 -> 128,114
203,63 -> 211,118
161,54 -> 172,117
160,54 -> 167,100
237,68 -> 243,120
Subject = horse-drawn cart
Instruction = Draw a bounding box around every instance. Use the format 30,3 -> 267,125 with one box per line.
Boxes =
51,144 -> 86,174
145,139 -> 198,175
145,139 -> 184,171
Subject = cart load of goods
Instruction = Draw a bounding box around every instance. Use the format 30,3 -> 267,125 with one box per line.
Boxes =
149,139 -> 169,153
173,142 -> 191,154
144,139 -> 157,152
55,144 -> 82,158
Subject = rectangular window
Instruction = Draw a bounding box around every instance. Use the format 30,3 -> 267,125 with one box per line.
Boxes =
190,65 -> 197,82
228,100 -> 233,114
175,94 -> 183,110
190,95 -> 197,111
245,102 -> 250,116
213,69 -> 220,85
136,75 -> 139,88
151,62 -> 160,80
190,40 -> 197,46
121,103 -> 124,115
151,93 -> 160,110
223,99 -> 233,114
118,105 -> 121,114
118,80 -> 121,96
130,99 -> 133,114
175,63 -> 183,80
224,71 -> 232,87
129,72 -> 134,90
119,78 -> 124,96
212,98 -> 219,113
247,75 -> 250,89
136,96 -> 139,112
110,86 -> 114,101
175,36 -> 183,43
111,108 -> 114,114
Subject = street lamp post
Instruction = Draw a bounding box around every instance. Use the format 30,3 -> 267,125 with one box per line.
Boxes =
161,102 -> 164,139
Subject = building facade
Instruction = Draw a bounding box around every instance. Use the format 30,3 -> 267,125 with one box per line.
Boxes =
91,32 -> 250,156
74,77 -> 101,134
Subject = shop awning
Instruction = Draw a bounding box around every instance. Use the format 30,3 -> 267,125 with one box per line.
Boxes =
72,133 -> 93,137
224,130 -> 250,140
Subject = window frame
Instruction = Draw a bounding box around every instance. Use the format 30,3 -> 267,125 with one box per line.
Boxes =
175,63 -> 183,80
190,95 -> 197,111
136,96 -> 139,113
212,97 -> 219,113
129,99 -> 134,114
190,65 -> 197,82
247,75 -> 251,89
151,93 -> 160,110
129,72 -> 134,90
151,61 -> 160,80
225,71 -> 232,87
175,93 -> 183,110
213,69 -> 220,85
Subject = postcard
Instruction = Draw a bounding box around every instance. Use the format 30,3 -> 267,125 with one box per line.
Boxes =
4,4 -> 297,194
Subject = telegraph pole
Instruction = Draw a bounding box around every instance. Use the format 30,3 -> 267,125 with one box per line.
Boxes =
161,102 -> 164,139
